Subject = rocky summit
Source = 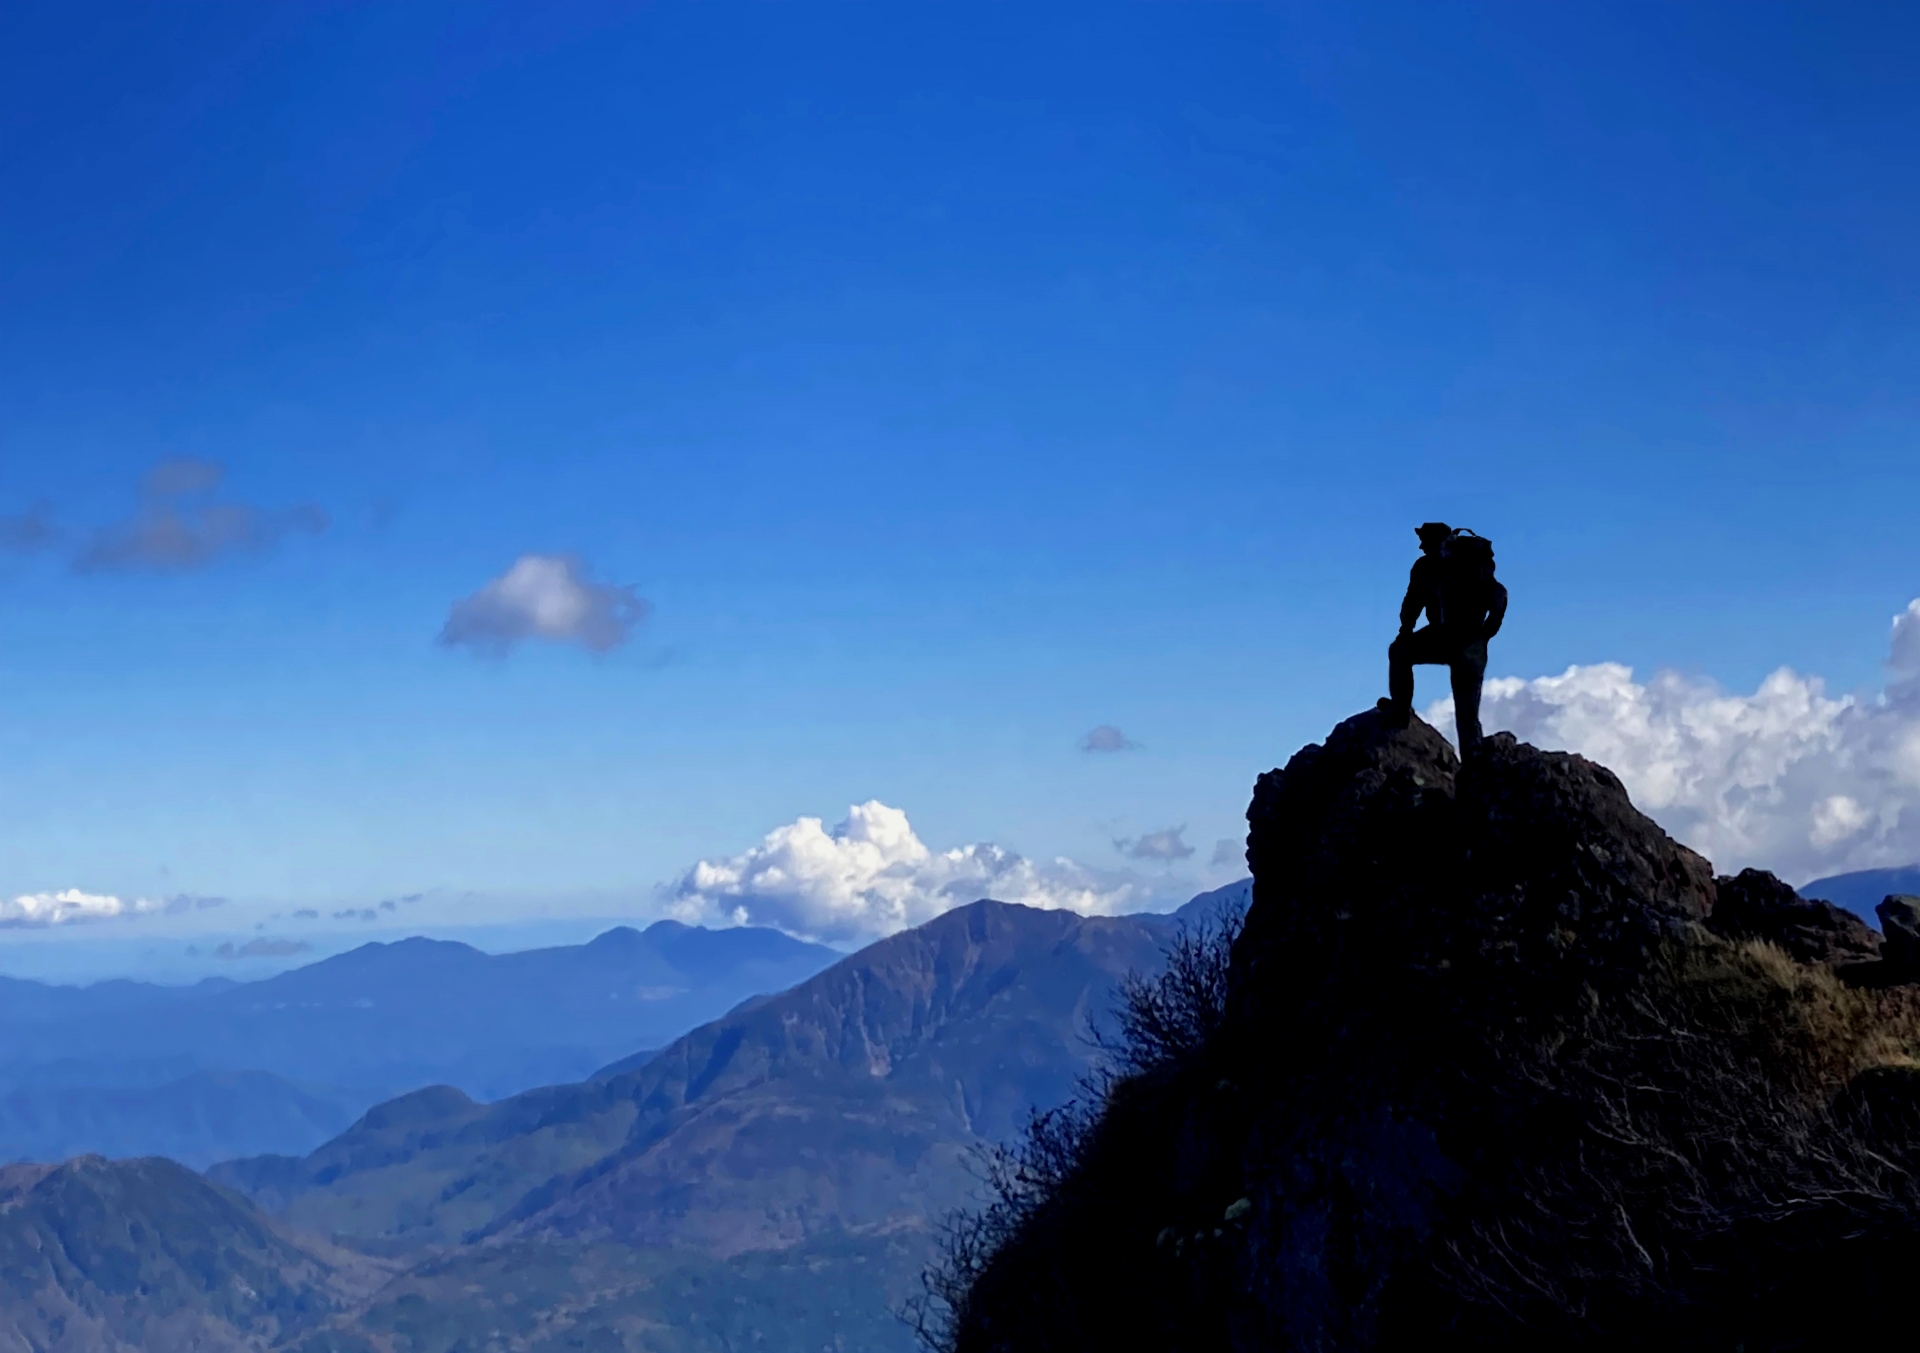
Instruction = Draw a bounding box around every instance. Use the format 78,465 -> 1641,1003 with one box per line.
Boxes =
941,709 -> 1920,1352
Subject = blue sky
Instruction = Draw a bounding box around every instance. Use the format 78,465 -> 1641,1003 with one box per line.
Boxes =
4,3 -> 1919,976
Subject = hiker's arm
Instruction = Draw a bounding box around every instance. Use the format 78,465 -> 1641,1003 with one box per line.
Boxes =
1399,561 -> 1426,634
1483,582 -> 1509,640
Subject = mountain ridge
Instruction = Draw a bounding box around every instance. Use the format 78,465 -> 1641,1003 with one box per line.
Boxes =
1802,863 -> 1920,921
936,711 -> 1920,1351
211,896 -> 1184,1256
0,921 -> 837,1165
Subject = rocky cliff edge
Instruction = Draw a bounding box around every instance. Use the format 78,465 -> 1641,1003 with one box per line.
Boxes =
942,709 -> 1920,1352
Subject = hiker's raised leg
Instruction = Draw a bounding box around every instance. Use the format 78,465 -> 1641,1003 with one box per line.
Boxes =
1450,641 -> 1488,750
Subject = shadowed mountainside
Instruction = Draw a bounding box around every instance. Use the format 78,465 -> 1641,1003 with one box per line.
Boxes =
936,710 -> 1920,1352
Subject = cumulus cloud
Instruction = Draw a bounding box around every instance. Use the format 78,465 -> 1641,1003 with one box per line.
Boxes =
665,800 -> 1142,944
215,938 -> 310,959
438,553 -> 648,656
1080,725 -> 1138,753
1116,827 -> 1195,861
74,458 -> 327,574
1211,837 -> 1243,867
0,889 -> 159,928
1427,598 -> 1920,883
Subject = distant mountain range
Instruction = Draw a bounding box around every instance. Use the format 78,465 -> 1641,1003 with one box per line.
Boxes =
211,898 -> 1182,1251
0,920 -> 837,1166
0,887 -> 1250,1349
1802,865 -> 1920,921
0,1072 -> 365,1171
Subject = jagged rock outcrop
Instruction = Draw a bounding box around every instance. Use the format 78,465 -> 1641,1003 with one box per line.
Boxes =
1878,895 -> 1920,973
1708,866 -> 1882,967
942,710 -> 1920,1353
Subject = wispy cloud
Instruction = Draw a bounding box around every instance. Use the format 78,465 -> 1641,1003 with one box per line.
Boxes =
438,553 -> 649,656
215,938 -> 310,959
74,458 -> 326,574
333,908 -> 378,922
162,893 -> 226,916
1080,724 -> 1138,753
1210,837 -> 1242,867
1116,826 -> 1195,861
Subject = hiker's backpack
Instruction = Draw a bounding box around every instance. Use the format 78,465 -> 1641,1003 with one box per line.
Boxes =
1436,529 -> 1498,633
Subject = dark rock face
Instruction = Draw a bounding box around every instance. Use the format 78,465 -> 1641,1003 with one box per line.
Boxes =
1225,714 -> 1720,1350
1878,895 -> 1920,972
944,710 -> 1920,1353
1708,867 -> 1883,966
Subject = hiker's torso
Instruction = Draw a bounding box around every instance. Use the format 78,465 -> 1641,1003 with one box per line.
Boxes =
1411,552 -> 1497,640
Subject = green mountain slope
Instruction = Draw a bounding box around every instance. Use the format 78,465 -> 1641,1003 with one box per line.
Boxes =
288,1232 -> 931,1353
0,1156 -> 386,1353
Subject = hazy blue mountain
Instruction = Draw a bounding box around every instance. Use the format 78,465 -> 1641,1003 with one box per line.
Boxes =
0,974 -> 233,1025
211,899 -> 1174,1253
0,1072 -> 366,1170
0,888 -> 1231,1350
1168,877 -> 1251,928
1801,865 -> 1920,922
0,921 -> 836,1164
208,895 -> 1200,1351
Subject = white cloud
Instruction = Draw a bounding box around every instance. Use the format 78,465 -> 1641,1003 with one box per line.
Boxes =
0,889 -> 160,928
439,554 -> 648,656
665,800 -> 1142,944
1427,599 -> 1920,883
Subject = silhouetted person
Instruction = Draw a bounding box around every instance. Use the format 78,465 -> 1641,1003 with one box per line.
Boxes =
1383,522 -> 1508,749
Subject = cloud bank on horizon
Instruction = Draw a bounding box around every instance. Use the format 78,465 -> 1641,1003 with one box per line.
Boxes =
665,799 -> 1145,944
1432,599 -> 1920,884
